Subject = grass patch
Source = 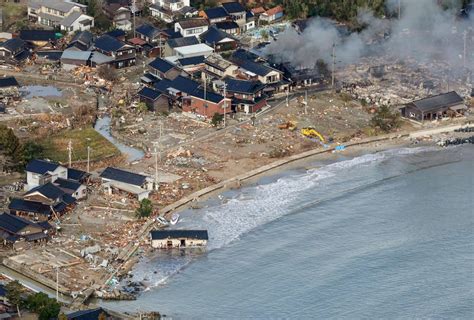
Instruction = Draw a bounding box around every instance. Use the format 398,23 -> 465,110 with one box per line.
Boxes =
39,128 -> 120,163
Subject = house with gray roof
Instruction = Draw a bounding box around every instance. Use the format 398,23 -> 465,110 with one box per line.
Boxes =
100,167 -> 154,200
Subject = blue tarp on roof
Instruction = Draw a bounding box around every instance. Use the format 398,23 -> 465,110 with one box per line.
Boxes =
149,57 -> 176,73
100,167 -> 147,186
204,7 -> 229,19
94,35 -> 126,53
222,2 -> 246,14
138,87 -> 162,100
26,159 -> 60,175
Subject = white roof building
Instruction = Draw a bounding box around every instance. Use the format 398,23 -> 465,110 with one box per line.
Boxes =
174,43 -> 214,58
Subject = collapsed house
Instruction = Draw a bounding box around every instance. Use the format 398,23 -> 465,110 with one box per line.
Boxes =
400,91 -> 467,122
100,167 -> 154,200
150,229 -> 209,248
0,38 -> 30,65
0,77 -> 20,99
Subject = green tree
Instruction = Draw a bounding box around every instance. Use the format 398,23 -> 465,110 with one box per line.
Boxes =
370,105 -> 401,133
0,124 -> 22,159
136,198 -> 153,218
25,292 -> 61,320
211,112 -> 223,127
58,313 -> 68,320
94,13 -> 113,31
136,102 -> 148,113
21,141 -> 44,165
86,0 -> 100,17
5,280 -> 23,317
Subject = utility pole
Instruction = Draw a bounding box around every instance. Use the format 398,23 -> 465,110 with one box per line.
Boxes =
286,86 -> 289,107
463,30 -> 467,68
152,141 -> 159,190
223,83 -> 227,128
67,140 -> 72,167
132,0 -> 136,38
331,42 -> 336,89
304,90 -> 308,114
56,266 -> 59,302
86,138 -> 91,173
398,0 -> 401,20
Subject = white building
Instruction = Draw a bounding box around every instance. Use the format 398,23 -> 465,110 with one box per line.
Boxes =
25,159 -> 68,190
174,43 -> 213,59
27,0 -> 94,34
151,230 -> 208,248
174,18 -> 209,37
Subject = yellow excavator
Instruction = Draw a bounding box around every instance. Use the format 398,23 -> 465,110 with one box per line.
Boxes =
301,127 -> 325,142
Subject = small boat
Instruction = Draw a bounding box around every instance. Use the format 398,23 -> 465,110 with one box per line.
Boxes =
156,216 -> 169,226
170,213 -> 180,225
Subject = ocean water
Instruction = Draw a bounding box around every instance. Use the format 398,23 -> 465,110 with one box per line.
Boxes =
104,145 -> 474,319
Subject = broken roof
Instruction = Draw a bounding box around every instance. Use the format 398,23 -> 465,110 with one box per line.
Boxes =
67,168 -> 89,181
0,76 -> 20,88
151,229 -> 209,240
26,182 -> 68,201
26,159 -> 61,175
409,91 -> 464,112
100,167 -> 148,186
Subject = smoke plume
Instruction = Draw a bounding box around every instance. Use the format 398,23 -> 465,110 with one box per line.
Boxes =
263,0 -> 473,73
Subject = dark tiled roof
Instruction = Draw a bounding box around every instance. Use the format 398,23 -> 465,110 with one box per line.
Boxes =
136,23 -> 161,39
200,26 -> 236,45
100,167 -> 147,186
0,212 -> 37,234
94,35 -> 128,53
0,284 -> 6,297
26,159 -> 61,175
177,55 -> 205,66
26,182 -> 66,201
234,59 -> 275,76
151,229 -> 209,240
67,308 -> 109,320
67,168 -> 89,181
168,76 -> 200,93
53,202 -> 67,213
8,198 -> 51,216
0,38 -> 26,52
63,193 -> 77,205
224,78 -> 265,94
19,30 -> 57,42
0,76 -> 19,88
232,48 -> 260,61
163,28 -> 182,39
167,36 -> 199,48
36,50 -> 63,61
222,2 -> 246,14
204,7 -> 229,19
105,29 -> 126,38
55,178 -> 82,192
177,18 -> 208,29
246,11 -> 254,20
138,87 -> 162,100
410,91 -> 464,112
153,78 -> 173,93
37,221 -> 53,230
71,31 -> 93,45
190,88 -> 225,104
149,57 -> 176,73
215,21 -> 239,30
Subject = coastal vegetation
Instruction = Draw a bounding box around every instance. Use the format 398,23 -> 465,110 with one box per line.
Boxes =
136,198 -> 154,218
370,105 -> 402,133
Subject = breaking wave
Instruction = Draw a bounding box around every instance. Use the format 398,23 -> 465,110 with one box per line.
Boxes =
128,146 -> 441,290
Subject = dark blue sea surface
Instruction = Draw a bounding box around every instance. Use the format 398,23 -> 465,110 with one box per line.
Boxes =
104,145 -> 474,319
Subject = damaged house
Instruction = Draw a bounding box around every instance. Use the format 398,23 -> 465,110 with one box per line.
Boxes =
400,91 -> 466,122
0,38 -> 29,65
100,167 -> 154,201
93,35 -> 136,68
151,229 -> 208,248
0,212 -> 51,247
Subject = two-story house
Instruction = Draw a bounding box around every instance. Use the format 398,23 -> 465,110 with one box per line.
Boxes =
93,35 -> 136,68
222,2 -> 246,29
202,54 -> 238,82
200,7 -> 229,24
150,0 -> 197,23
223,78 -> 267,114
148,57 -> 185,80
200,26 -> 239,52
27,0 -> 93,33
103,0 -> 132,31
135,23 -> 169,56
174,18 -> 209,37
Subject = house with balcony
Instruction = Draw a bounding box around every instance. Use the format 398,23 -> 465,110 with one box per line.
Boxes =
27,0 -> 93,33
93,35 -> 136,68
174,18 -> 209,37
103,0 -> 132,31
